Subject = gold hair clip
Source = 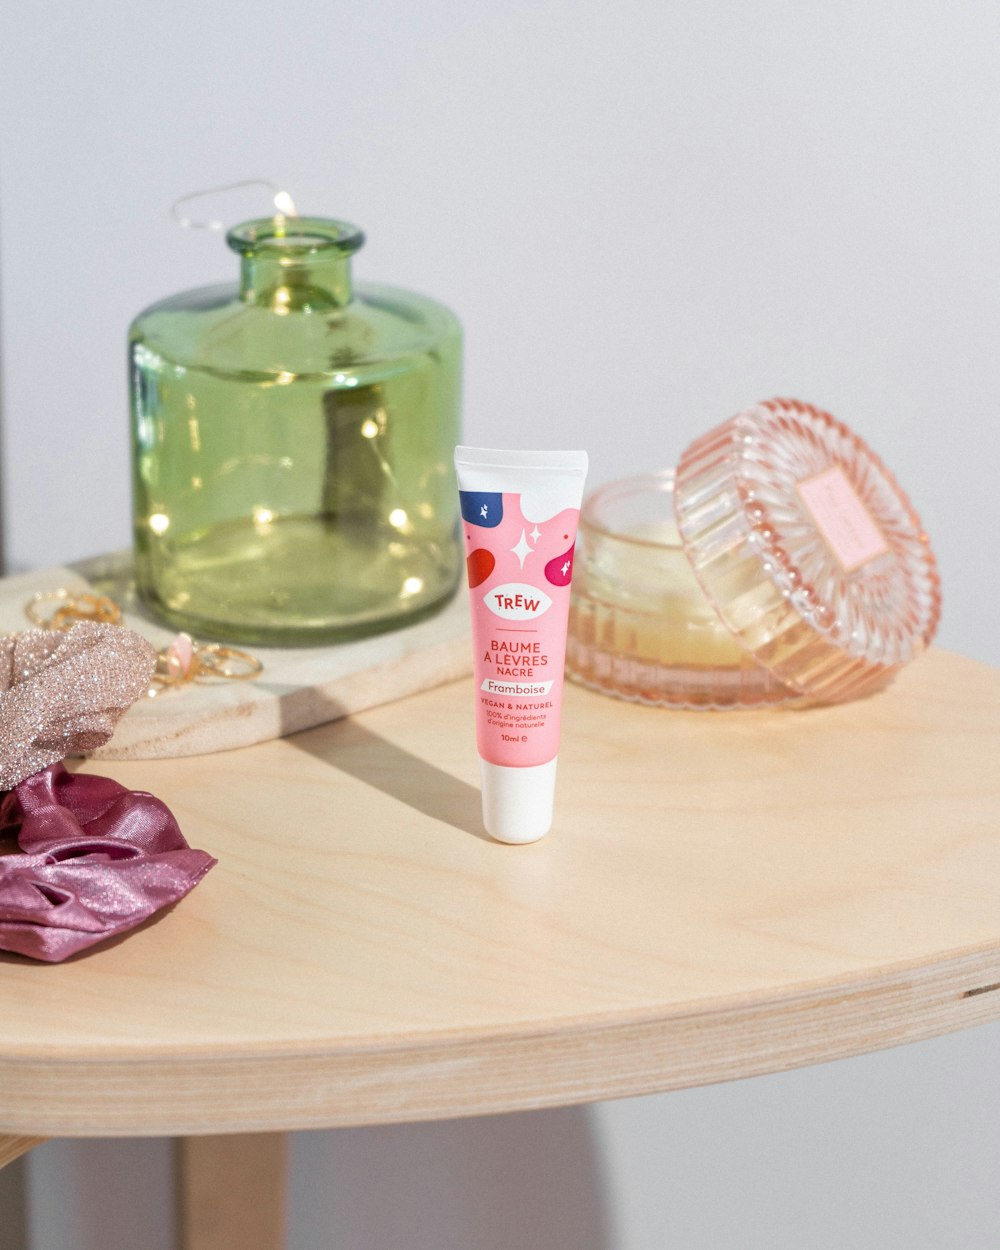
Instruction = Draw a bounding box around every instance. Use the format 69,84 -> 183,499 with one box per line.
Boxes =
25,590 -> 263,697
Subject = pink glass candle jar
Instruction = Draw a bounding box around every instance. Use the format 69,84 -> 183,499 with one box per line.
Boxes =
567,399 -> 941,711
568,471 -> 796,708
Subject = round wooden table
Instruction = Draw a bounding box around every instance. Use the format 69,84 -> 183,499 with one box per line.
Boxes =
2,649 -> 999,1248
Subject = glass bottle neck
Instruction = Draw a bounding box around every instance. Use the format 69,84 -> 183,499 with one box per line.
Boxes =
239,253 -> 353,311
228,218 -> 365,313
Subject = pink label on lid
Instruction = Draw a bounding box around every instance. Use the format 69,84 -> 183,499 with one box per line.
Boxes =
795,466 -> 889,572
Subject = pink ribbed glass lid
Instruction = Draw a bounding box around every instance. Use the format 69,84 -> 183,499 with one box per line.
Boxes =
673,398 -> 941,704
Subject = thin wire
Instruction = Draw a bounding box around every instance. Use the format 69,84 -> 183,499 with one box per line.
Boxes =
171,179 -> 298,231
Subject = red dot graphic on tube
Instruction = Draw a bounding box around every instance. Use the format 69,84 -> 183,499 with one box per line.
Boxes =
467,548 -> 496,588
544,545 -> 575,587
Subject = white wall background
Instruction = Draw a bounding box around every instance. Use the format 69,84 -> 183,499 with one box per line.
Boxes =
1,1 -> 998,1247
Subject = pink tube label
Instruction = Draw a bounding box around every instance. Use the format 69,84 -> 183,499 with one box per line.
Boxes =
461,489 -> 581,768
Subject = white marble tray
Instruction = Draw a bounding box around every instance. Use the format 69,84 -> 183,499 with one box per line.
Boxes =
0,553 -> 472,760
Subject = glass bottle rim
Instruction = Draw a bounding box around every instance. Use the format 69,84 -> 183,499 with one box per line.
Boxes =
226,216 -> 365,258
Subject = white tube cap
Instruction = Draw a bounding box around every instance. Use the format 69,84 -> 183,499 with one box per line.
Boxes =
480,758 -> 558,844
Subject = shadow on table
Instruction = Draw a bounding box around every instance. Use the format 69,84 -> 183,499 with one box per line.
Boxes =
291,1105 -> 614,1250
281,689 -> 490,841
280,700 -> 615,1248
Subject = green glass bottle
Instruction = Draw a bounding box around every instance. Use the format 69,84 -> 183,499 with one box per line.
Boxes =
129,217 -> 462,645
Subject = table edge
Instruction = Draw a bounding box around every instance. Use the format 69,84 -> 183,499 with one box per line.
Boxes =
3,941 -> 998,1136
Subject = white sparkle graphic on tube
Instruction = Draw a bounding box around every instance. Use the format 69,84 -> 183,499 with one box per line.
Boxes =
511,529 -> 534,568
480,504 -> 488,519
530,525 -> 542,542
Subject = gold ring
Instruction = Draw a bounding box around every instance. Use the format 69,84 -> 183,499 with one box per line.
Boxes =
25,589 -> 123,630
147,635 -> 264,696
195,644 -> 264,680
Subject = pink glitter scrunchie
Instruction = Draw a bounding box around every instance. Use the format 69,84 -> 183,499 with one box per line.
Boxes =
0,622 -> 216,961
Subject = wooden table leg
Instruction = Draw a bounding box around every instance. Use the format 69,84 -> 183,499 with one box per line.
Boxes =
0,1136 -> 44,1171
174,1132 -> 288,1250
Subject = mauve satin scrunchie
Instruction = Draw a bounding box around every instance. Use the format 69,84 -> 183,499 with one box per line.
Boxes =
0,763 -> 215,961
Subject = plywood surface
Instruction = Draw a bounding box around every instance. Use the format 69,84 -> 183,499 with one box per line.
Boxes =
0,649 -> 998,1136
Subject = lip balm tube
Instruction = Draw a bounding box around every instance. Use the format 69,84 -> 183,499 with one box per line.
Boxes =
455,446 -> 589,843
